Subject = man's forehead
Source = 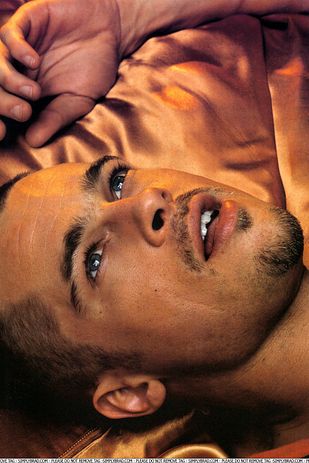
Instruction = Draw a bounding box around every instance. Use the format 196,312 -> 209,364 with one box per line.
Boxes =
0,163 -> 91,303
11,163 -> 89,200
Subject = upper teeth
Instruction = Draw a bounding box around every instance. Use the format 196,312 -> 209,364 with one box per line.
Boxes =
200,210 -> 213,240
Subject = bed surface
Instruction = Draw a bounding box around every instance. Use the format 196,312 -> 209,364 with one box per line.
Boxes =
0,11 -> 308,458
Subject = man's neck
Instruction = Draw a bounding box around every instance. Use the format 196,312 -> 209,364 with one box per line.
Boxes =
168,269 -> 309,455
232,268 -> 309,453
255,268 -> 309,449
232,267 -> 309,452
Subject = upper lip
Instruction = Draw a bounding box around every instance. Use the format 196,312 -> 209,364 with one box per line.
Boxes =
187,192 -> 221,261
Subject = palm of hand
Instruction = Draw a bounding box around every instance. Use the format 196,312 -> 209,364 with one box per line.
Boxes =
27,5 -> 120,100
5,0 -> 121,146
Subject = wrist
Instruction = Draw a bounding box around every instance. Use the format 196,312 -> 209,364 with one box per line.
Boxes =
115,0 -> 194,57
115,0 -> 162,57
115,0 -> 239,57
115,0 -> 308,58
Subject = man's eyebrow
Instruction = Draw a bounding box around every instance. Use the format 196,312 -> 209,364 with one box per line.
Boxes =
62,155 -> 117,282
0,172 -> 30,213
61,217 -> 88,282
62,155 -> 120,311
82,155 -> 119,192
70,280 -> 85,314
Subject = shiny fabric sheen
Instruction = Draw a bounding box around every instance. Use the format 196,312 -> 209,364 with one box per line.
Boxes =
0,12 -> 308,458
1,15 -> 284,206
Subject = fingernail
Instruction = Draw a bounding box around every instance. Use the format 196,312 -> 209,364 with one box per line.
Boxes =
20,85 -> 33,98
11,105 -> 23,120
24,55 -> 35,67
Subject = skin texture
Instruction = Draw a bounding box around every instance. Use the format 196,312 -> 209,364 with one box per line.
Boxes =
0,159 -> 303,374
0,0 -> 308,145
1,160 -> 308,451
0,0 -> 121,145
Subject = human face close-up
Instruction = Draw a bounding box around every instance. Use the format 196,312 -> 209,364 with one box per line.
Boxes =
0,157 -> 303,376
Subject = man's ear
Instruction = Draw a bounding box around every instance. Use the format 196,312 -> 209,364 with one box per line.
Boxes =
92,372 -> 166,419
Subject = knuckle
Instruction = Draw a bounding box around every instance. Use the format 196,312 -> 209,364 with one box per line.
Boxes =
1,72 -> 8,88
45,107 -> 64,126
2,69 -> 14,89
0,25 -> 9,43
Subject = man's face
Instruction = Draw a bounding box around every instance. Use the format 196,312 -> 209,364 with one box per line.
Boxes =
0,157 -> 303,375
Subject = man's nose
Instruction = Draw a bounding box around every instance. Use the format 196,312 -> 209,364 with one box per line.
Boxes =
102,187 -> 173,247
132,187 -> 173,246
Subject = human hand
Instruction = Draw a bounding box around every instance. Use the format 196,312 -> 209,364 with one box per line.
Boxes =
2,0 -> 306,147
0,0 -> 121,147
0,38 -> 41,141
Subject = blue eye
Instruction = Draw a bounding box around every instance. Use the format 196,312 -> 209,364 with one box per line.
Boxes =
110,168 -> 129,200
87,249 -> 103,280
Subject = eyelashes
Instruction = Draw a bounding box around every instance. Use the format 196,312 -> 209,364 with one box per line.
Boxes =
84,241 -> 103,282
108,162 -> 130,200
84,159 -> 131,283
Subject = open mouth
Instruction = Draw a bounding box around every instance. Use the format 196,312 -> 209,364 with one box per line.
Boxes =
186,192 -> 239,263
200,209 -> 220,260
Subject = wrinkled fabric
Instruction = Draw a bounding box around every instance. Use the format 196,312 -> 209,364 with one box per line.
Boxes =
0,15 -> 284,206
0,12 -> 308,458
263,14 -> 309,266
63,412 -> 227,459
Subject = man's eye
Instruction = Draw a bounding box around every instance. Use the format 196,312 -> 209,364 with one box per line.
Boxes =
86,249 -> 103,281
110,168 -> 129,200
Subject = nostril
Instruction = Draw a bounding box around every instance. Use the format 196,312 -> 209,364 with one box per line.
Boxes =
152,209 -> 164,230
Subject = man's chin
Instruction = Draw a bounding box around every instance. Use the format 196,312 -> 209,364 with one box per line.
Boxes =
257,207 -> 304,278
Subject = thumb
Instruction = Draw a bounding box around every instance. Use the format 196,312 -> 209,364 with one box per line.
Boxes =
25,93 -> 95,147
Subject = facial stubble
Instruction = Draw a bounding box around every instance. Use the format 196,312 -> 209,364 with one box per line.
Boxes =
172,189 -> 303,277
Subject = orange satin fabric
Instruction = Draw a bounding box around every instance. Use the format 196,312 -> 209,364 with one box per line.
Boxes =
0,13 -> 308,458
262,14 -> 309,267
62,412 -> 227,459
1,15 -> 284,206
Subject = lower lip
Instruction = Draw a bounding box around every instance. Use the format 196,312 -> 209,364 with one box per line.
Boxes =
206,200 -> 239,260
187,193 -> 220,260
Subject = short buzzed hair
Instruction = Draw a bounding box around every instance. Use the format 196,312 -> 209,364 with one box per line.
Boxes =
0,173 -> 141,421
0,297 -> 141,421
0,173 -> 30,212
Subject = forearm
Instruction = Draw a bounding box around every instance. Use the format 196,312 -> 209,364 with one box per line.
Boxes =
118,0 -> 309,56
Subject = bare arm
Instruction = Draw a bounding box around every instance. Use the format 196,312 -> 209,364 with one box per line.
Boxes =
119,0 -> 309,56
0,0 -> 307,147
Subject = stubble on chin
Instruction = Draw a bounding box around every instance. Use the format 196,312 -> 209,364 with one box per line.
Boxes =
236,208 -> 253,232
171,189 -> 253,273
256,207 -> 304,277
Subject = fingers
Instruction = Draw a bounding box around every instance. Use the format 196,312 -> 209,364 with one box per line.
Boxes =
0,19 -> 40,70
0,44 -> 41,101
0,86 -> 32,121
0,42 -> 40,140
25,94 -> 95,147
0,84 -> 33,142
0,82 -> 32,141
